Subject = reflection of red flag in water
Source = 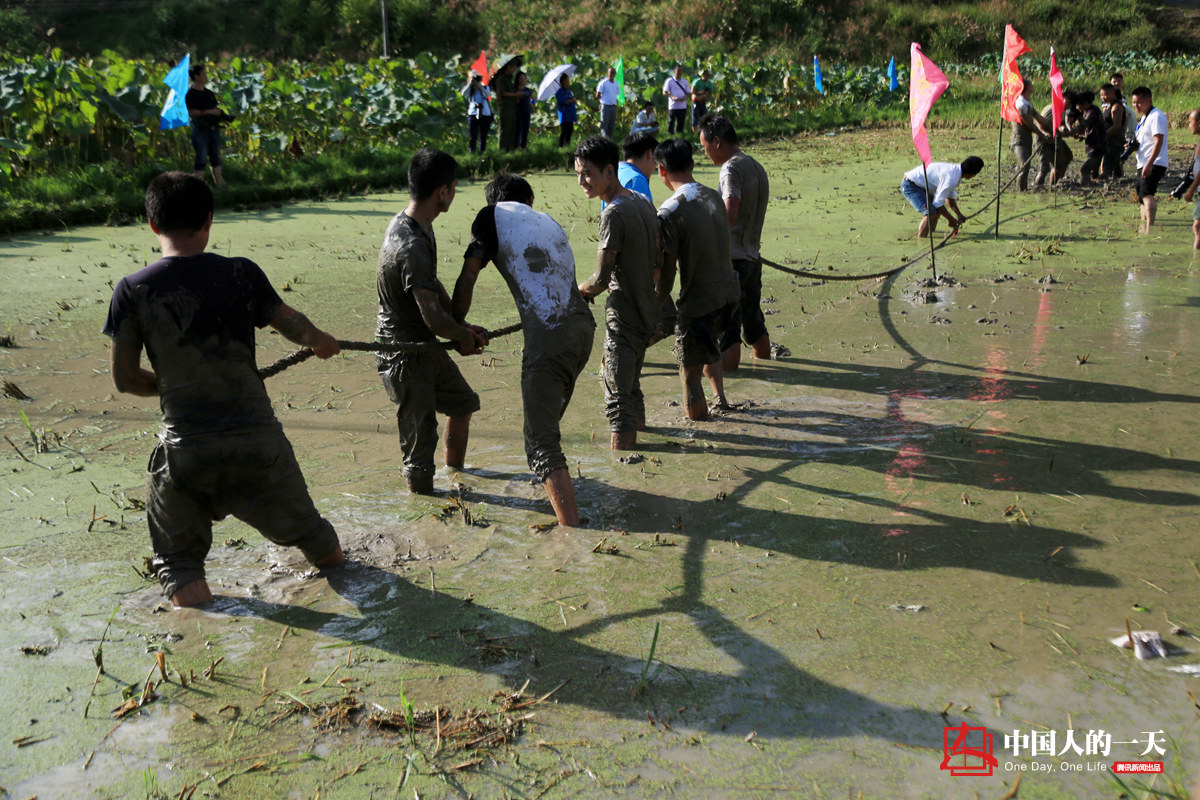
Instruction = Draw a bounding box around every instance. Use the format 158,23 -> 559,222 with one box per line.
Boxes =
1049,47 -> 1065,133
471,50 -> 490,86
909,43 -> 949,166
1000,24 -> 1030,124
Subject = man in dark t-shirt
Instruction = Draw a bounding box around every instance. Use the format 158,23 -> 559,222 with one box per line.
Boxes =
376,149 -> 488,495
653,139 -> 741,421
103,172 -> 344,607
185,64 -> 225,187
573,137 -> 660,450
452,174 -> 595,527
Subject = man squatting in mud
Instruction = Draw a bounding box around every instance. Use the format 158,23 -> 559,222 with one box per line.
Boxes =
375,148 -> 489,496
573,136 -> 662,451
104,172 -> 345,608
452,174 -> 596,526
653,138 -> 742,420
698,114 -> 772,372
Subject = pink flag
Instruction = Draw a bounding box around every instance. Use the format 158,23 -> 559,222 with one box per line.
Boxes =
909,43 -> 950,166
1049,47 -> 1065,134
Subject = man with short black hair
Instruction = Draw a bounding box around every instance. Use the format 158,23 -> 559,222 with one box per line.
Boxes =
900,156 -> 984,238
376,148 -> 488,496
653,139 -> 741,421
574,136 -> 660,450
452,175 -> 596,526
619,131 -> 659,202
104,172 -> 345,607
596,67 -> 620,140
1131,86 -> 1169,234
662,65 -> 691,135
698,113 -> 771,371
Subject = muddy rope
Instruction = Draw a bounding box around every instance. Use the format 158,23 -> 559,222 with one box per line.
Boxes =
761,151 -> 1038,283
258,322 -> 523,380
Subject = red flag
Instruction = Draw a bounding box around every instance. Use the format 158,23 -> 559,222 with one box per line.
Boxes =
1000,24 -> 1031,124
910,43 -> 949,166
1049,47 -> 1065,134
471,50 -> 490,86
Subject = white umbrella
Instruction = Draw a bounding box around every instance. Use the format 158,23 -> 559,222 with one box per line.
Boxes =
537,64 -> 576,102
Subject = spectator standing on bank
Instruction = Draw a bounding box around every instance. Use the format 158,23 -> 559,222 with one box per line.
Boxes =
556,73 -> 578,147
515,72 -> 533,149
185,63 -> 226,188
596,67 -> 620,140
663,64 -> 691,135
462,71 -> 493,155
493,55 -> 522,151
691,70 -> 715,132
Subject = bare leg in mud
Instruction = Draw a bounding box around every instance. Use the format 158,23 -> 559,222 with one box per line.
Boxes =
543,466 -> 580,526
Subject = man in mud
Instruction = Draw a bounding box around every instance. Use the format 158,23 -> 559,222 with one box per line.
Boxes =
1130,85 -> 1169,235
698,113 -> 771,371
1010,79 -> 1050,191
376,148 -> 488,495
653,138 -> 741,421
899,156 -> 984,238
103,172 -> 345,608
451,174 -> 596,526
574,136 -> 661,450
616,131 -> 678,345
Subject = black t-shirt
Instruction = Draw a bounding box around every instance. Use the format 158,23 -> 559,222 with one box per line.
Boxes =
376,211 -> 440,344
186,87 -> 219,128
103,253 -> 283,438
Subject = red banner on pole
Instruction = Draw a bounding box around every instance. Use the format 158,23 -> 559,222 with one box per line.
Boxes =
910,43 -> 949,166
1000,25 -> 1031,124
1049,47 -> 1065,133
471,50 -> 490,86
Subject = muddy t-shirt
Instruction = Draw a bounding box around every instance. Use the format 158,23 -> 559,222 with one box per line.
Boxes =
376,211 -> 439,344
102,253 -> 281,438
719,152 -> 769,262
598,193 -> 660,335
657,182 -> 739,325
464,203 -> 593,341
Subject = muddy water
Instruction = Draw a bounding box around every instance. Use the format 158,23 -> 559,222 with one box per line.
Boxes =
3,129 -> 1200,798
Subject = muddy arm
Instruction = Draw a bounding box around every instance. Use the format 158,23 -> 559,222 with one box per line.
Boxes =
109,326 -> 158,397
268,303 -> 339,359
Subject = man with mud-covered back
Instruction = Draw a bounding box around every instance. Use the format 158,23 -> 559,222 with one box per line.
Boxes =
103,172 -> 345,608
376,148 -> 489,496
653,138 -> 741,421
451,174 -> 596,527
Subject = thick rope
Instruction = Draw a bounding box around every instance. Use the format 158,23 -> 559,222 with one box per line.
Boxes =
762,151 -> 1039,284
258,322 -> 523,379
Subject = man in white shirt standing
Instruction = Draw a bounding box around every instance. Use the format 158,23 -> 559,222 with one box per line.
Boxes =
1130,86 -> 1169,234
662,64 -> 691,135
899,157 -> 984,238
596,67 -> 620,140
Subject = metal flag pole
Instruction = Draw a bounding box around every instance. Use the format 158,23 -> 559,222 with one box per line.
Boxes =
922,163 -> 938,281
995,119 -> 1003,238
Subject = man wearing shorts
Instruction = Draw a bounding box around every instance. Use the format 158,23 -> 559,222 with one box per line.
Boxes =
900,156 -> 984,238
376,149 -> 488,495
698,113 -> 771,371
653,139 -> 740,421
1131,86 -> 1169,234
452,174 -> 596,526
104,172 -> 344,607
1180,108 -> 1200,249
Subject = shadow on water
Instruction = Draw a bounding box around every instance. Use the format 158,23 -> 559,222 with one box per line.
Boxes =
207,560 -> 971,747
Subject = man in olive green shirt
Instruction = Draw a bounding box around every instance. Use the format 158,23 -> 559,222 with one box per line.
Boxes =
691,70 -> 715,132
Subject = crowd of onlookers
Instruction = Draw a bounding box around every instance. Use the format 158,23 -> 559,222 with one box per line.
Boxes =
460,59 -> 714,153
